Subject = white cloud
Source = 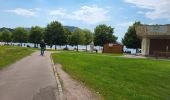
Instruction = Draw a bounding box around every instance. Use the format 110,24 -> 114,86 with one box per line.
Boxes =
4,8 -> 37,16
49,5 -> 110,25
137,11 -> 144,14
117,21 -> 133,27
49,8 -> 67,16
125,0 -> 170,20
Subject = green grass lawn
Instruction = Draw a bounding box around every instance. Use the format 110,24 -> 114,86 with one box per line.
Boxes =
52,52 -> 170,100
0,46 -> 34,69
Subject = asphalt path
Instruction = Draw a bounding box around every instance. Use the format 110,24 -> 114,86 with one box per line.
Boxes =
0,51 -> 58,100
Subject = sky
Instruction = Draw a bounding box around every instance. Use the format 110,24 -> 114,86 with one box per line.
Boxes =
0,0 -> 170,42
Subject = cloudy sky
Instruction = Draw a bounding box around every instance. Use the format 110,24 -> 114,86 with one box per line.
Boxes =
0,0 -> 170,41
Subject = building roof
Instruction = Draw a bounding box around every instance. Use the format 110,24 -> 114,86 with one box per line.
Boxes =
136,24 -> 170,38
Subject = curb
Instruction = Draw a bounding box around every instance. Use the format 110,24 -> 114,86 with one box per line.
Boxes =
50,54 -> 64,100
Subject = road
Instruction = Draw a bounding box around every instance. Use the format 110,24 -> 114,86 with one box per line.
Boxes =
0,51 -> 58,100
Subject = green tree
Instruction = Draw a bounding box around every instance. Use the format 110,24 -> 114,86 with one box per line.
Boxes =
64,27 -> 72,48
0,29 -> 12,44
13,27 -> 28,46
30,26 -> 44,48
0,32 -> 2,42
70,28 -> 84,51
122,21 -> 141,53
44,21 -> 65,50
82,29 -> 93,52
94,24 -> 117,52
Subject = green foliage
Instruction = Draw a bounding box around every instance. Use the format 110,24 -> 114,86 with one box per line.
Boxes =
52,52 -> 170,100
82,29 -> 93,51
44,21 -> 65,48
82,29 -> 93,45
13,27 -> 28,44
70,28 -> 84,51
122,21 -> 141,50
64,27 -> 72,45
94,24 -> 117,47
0,32 -> 2,41
29,26 -> 44,47
0,29 -> 12,43
70,28 -> 84,46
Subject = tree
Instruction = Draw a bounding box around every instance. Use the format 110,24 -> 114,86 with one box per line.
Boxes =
94,24 -> 117,52
82,29 -> 93,52
13,27 -> 28,46
30,26 -> 44,48
122,21 -> 141,53
0,29 -> 12,44
0,32 -> 2,42
70,28 -> 84,51
44,21 -> 65,50
63,27 -> 72,48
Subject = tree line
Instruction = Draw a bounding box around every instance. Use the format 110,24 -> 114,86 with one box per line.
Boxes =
0,21 -> 117,51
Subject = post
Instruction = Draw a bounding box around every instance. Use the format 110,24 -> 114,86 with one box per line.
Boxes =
141,37 -> 150,56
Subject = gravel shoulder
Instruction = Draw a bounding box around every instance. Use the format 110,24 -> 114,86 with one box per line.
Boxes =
55,64 -> 102,100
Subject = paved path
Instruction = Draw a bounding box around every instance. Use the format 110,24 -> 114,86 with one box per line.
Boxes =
0,51 -> 58,100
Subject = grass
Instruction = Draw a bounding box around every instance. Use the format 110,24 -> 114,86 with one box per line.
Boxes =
52,52 -> 170,100
0,46 -> 34,69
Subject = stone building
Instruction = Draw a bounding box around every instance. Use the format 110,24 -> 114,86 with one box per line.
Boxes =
136,24 -> 170,56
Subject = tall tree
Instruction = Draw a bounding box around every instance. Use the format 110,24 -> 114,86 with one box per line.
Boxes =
82,29 -> 93,52
122,21 -> 141,53
13,27 -> 28,46
94,24 -> 117,52
30,26 -> 44,48
63,27 -> 72,48
44,21 -> 65,50
0,29 -> 12,44
0,32 -> 2,42
70,28 -> 84,51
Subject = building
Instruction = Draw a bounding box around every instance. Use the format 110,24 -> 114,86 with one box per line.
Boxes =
136,24 -> 170,56
103,43 -> 123,54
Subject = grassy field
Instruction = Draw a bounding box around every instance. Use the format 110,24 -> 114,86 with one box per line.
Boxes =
52,52 -> 170,100
0,46 -> 34,69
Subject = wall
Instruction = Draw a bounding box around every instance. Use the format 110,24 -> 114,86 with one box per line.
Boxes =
150,39 -> 170,55
103,44 -> 123,54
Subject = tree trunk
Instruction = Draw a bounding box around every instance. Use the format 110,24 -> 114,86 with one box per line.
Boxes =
50,44 -> 52,49
34,43 -> 36,48
86,45 -> 87,52
77,45 -> 78,52
136,48 -> 138,53
55,45 -> 57,50
37,43 -> 39,48
102,45 -> 104,53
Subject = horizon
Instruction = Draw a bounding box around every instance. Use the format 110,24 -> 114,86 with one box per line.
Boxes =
0,0 -> 170,42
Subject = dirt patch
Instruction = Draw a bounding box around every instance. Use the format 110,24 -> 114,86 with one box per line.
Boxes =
123,54 -> 146,59
55,64 -> 102,100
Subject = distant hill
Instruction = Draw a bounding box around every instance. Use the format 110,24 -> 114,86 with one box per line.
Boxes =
0,27 -> 14,32
0,26 -> 78,32
25,28 -> 31,31
64,26 -> 78,32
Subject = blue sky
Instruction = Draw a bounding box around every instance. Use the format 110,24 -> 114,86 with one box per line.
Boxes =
0,0 -> 170,41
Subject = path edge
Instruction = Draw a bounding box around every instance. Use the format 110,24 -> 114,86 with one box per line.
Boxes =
50,54 -> 64,100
